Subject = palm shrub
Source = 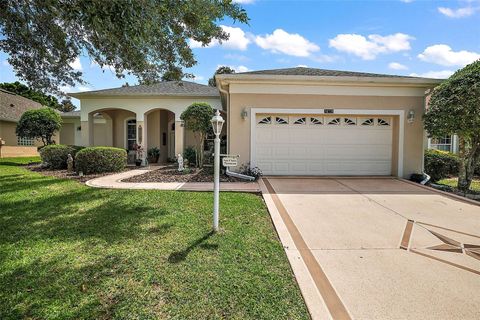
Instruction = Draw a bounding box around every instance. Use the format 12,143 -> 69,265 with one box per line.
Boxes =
75,147 -> 126,174
39,144 -> 75,169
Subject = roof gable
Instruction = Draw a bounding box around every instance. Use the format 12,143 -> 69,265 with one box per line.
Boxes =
0,89 -> 43,122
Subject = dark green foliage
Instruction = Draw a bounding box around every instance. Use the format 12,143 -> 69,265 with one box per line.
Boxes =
58,99 -> 76,112
0,1 -> 248,94
183,146 -> 197,166
39,144 -> 75,169
180,103 -> 214,166
16,107 -> 62,145
424,60 -> 480,191
75,147 -> 126,174
424,149 -> 460,182
208,66 -> 236,87
0,82 -> 60,108
147,147 -> 160,163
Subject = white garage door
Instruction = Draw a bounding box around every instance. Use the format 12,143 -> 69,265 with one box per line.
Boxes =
254,114 -> 393,176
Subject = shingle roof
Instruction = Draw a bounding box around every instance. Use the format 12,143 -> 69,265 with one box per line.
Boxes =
69,80 -> 219,97
238,67 -> 428,79
0,89 -> 43,122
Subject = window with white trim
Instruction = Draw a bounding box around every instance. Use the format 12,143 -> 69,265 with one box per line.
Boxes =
258,116 -> 271,124
17,136 -> 35,146
430,136 -> 453,152
310,117 -> 323,125
275,116 -> 288,124
126,119 -> 137,150
327,117 -> 341,125
293,117 -> 306,125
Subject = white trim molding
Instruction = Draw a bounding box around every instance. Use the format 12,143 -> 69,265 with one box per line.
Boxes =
250,108 -> 405,177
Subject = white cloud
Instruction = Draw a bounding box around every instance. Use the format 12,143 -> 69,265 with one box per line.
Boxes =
418,44 -> 480,67
438,6 -> 476,18
255,29 -> 320,57
296,64 -> 308,68
61,85 -> 90,93
233,0 -> 255,3
217,64 -> 249,73
69,57 -> 82,70
409,70 -> 454,79
388,62 -> 408,70
329,33 -> 413,60
190,25 -> 250,51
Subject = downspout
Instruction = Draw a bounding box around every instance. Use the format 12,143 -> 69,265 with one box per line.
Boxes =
225,167 -> 255,181
217,80 -> 255,182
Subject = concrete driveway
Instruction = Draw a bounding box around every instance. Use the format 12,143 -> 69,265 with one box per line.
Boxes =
260,177 -> 480,320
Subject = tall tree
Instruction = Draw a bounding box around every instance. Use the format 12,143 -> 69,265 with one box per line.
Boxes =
0,81 -> 60,109
424,60 -> 480,192
208,66 -> 236,87
58,99 -> 76,112
0,1 -> 248,94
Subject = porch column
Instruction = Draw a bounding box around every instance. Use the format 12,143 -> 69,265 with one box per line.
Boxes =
80,113 -> 94,146
174,120 -> 184,158
136,112 -> 148,165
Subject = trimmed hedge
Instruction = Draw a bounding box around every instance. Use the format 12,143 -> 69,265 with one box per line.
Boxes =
75,147 -> 127,174
39,144 -> 75,169
424,149 -> 460,182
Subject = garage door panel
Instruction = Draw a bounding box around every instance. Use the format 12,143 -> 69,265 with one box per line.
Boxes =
255,114 -> 393,176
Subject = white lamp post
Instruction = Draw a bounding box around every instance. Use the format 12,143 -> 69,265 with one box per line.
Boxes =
211,110 -> 225,232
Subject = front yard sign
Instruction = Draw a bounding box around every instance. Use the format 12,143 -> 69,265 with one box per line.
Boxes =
222,157 -> 238,167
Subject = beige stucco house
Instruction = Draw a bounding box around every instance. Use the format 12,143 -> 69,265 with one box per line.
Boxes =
67,81 -> 221,163
65,67 -> 442,178
0,89 -> 43,157
215,67 -> 442,178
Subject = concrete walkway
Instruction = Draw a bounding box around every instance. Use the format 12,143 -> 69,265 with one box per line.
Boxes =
86,168 -> 260,192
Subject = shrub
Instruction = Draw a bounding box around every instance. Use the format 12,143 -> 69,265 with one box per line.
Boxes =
75,147 -> 127,174
183,146 -> 197,167
424,149 -> 460,182
147,147 -> 160,163
39,144 -> 75,169
239,163 -> 263,181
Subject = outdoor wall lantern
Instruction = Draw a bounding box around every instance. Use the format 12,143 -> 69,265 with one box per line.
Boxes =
210,110 -> 225,232
407,109 -> 415,124
241,108 -> 248,120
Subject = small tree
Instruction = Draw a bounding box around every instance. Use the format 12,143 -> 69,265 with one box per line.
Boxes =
16,107 -> 62,146
208,66 -> 236,87
424,60 -> 480,192
180,103 -> 214,167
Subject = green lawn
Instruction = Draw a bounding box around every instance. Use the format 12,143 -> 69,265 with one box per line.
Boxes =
437,177 -> 480,192
0,158 -> 308,319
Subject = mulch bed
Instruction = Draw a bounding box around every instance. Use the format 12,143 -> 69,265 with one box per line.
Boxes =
122,166 -> 248,183
26,163 -> 132,183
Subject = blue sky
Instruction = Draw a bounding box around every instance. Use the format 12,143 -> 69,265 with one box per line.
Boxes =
1,0 -> 479,107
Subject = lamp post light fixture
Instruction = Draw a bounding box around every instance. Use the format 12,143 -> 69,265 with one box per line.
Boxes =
211,110 -> 225,232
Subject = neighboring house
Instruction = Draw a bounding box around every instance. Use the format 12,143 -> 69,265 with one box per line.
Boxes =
0,89 -> 43,157
64,67 -> 442,178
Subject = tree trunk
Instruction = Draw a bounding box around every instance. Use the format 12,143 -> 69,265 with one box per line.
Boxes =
457,136 -> 479,193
